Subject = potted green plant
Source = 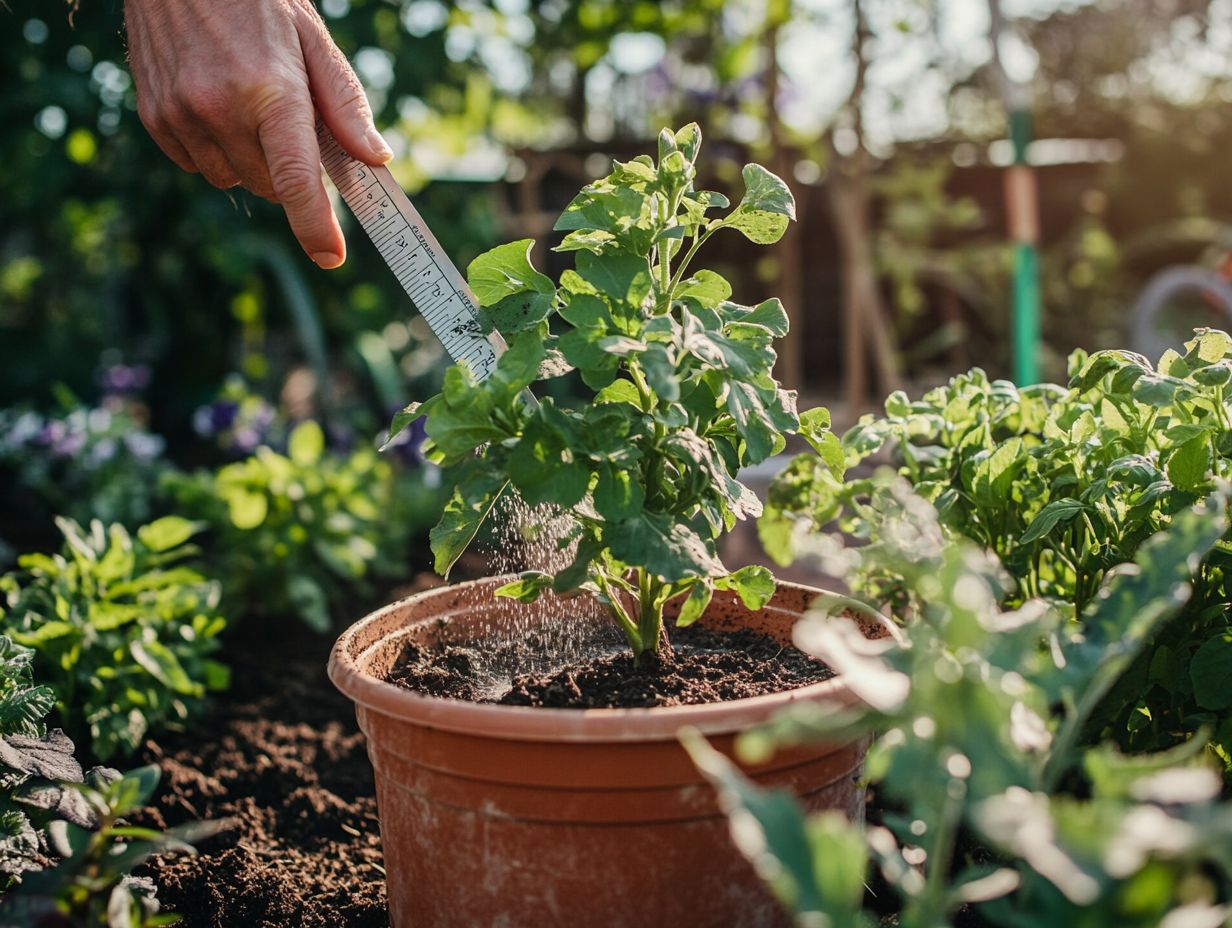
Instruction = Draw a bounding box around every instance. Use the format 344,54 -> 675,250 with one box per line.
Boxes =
329,125 -> 894,928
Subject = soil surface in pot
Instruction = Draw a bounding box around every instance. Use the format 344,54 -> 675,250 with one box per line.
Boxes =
387,624 -> 834,708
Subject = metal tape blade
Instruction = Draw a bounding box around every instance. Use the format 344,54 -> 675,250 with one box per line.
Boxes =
316,123 -> 507,381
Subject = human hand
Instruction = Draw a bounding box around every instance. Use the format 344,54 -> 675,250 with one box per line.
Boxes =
124,0 -> 391,268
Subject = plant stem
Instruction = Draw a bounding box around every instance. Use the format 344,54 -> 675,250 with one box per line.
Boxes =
594,571 -> 642,652
635,569 -> 667,666
667,226 -> 717,298
908,767 -> 965,928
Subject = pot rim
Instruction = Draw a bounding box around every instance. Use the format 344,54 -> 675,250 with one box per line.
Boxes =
328,575 -> 889,743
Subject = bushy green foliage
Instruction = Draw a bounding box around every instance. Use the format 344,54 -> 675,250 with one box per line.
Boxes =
165,421 -> 435,632
762,330 -> 1232,769
2,764 -> 215,928
0,637 -> 203,926
387,124 -> 814,660
691,484 -> 1232,927
0,635 -> 59,888
0,518 -> 228,761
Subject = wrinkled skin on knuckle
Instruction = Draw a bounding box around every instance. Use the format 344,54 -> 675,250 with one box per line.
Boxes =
323,49 -> 369,117
247,76 -> 307,129
176,79 -> 229,126
271,160 -> 320,204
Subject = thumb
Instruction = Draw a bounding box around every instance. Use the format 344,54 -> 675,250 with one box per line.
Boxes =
295,10 -> 392,165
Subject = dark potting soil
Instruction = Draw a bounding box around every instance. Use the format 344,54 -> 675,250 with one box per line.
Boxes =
387,624 -> 835,708
131,608 -> 393,927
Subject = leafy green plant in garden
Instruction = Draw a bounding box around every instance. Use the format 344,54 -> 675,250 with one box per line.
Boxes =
0,635 -> 205,925
386,124 -> 820,662
165,420 -> 437,632
761,329 -> 1232,769
690,482 -> 1232,927
0,518 -> 228,761
2,765 -> 215,928
0,634 -> 59,887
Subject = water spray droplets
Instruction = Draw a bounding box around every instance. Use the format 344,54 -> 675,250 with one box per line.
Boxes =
445,491 -> 621,700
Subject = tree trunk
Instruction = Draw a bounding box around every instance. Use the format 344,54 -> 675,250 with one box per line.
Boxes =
828,0 -> 903,413
764,16 -> 804,391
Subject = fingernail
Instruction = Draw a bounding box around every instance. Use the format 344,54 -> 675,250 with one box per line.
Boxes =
312,251 -> 343,269
366,127 -> 393,161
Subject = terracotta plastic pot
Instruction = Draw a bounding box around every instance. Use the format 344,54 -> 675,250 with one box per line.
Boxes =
329,576 -> 894,928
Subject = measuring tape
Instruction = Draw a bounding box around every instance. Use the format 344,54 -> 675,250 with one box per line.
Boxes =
317,123 -> 506,381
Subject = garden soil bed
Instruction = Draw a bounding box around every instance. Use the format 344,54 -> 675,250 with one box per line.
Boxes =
129,581 -> 452,927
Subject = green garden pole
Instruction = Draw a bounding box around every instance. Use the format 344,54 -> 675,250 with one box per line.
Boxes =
990,0 -> 1042,386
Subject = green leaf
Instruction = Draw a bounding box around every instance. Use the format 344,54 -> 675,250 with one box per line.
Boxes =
495,571 -> 554,604
1167,434 -> 1210,491
507,409 -> 590,508
136,516 -> 200,554
605,512 -> 725,582
1071,351 -> 1124,393
739,298 -> 790,337
430,472 -> 509,578
554,184 -> 658,255
1019,499 -> 1087,545
1193,359 -> 1232,386
674,122 -> 702,163
675,581 -> 713,628
555,228 -> 617,254
1185,327 -> 1232,365
1133,373 -> 1194,408
468,239 -> 555,307
973,438 -> 1025,506
11,621 -> 77,646
677,270 -> 732,308
1190,632 -> 1232,710
226,488 -> 269,530
594,466 -> 645,521
715,565 -> 776,610
575,251 -> 652,327
489,328 -> 548,397
595,379 -> 646,410
130,638 -> 198,695
799,407 -> 844,478
288,420 -> 325,467
727,381 -> 780,465
723,164 -> 797,245
380,402 -> 422,451
640,343 -> 680,403
468,240 -> 556,335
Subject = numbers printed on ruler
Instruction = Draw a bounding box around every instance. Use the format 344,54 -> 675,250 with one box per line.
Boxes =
316,123 -> 501,381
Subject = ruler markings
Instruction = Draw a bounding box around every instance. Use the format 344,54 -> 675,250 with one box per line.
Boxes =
316,122 -> 504,382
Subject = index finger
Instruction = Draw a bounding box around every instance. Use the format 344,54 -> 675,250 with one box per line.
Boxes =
257,91 -> 345,268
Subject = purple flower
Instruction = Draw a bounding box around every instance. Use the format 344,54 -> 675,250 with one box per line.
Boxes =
193,401 -> 239,438
50,429 -> 87,459
232,427 -> 263,455
99,363 -> 152,396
